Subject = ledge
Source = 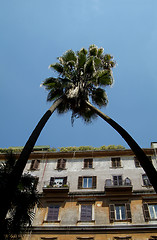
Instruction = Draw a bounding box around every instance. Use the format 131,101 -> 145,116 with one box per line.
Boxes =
30,224 -> 157,234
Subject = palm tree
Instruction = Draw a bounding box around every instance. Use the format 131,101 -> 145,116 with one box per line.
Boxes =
0,151 -> 39,239
1,44 -> 157,226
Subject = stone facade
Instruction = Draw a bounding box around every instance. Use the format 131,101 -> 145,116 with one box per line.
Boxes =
1,145 -> 157,240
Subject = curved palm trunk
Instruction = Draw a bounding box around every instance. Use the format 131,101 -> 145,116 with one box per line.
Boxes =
86,101 -> 157,193
0,97 -> 63,228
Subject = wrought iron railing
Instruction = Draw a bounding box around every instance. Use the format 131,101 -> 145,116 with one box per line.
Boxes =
105,178 -> 132,187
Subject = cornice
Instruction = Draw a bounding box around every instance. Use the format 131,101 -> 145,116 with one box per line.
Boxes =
30,224 -> 157,234
0,148 -> 155,160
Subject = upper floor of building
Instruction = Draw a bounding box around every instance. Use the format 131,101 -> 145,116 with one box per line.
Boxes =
1,143 -> 156,194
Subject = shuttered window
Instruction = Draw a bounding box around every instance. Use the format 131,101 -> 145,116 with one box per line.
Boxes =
111,157 -> 121,168
143,203 -> 157,221
30,159 -> 40,170
84,159 -> 93,168
78,176 -> 97,189
57,159 -> 66,169
80,204 -> 92,221
47,205 -> 60,221
109,204 -> 132,222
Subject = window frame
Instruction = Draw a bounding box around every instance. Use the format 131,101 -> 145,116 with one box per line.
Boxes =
111,157 -> 121,168
135,156 -> 152,168
30,159 -> 40,170
143,203 -> 157,221
78,176 -> 97,189
109,203 -> 132,222
84,158 -> 93,169
79,203 -> 95,222
50,177 -> 67,187
56,159 -> 66,169
46,205 -> 60,222
134,157 -> 141,168
113,175 -> 123,186
142,174 -> 152,187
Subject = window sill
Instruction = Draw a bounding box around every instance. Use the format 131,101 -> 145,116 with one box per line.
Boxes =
28,168 -> 40,171
77,220 -> 95,223
111,219 -> 131,223
110,167 -> 123,169
82,167 -> 94,169
55,168 -> 67,170
142,185 -> 152,188
43,220 -> 60,223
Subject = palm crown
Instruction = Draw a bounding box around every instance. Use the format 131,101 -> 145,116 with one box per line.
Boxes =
42,44 -> 115,123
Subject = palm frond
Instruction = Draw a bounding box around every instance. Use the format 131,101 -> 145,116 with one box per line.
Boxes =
91,88 -> 108,107
89,45 -> 98,56
61,49 -> 77,63
49,63 -> 63,74
97,70 -> 113,86
84,57 -> 95,75
47,88 -> 63,101
97,47 -> 104,57
78,52 -> 86,68
41,44 -> 116,124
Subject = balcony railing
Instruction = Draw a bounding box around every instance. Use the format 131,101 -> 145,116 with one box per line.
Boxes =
105,178 -> 132,193
43,181 -> 69,192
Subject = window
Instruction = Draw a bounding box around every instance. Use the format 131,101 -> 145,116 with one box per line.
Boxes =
50,177 -> 67,187
111,157 -> 121,168
84,158 -> 93,168
143,203 -> 157,221
47,205 -> 60,221
149,205 -> 157,219
80,204 -> 93,221
41,238 -> 57,240
109,203 -> 132,222
134,157 -> 140,167
142,174 -> 152,186
77,238 -> 94,240
113,175 -> 123,186
134,156 -> 152,168
56,159 -> 66,169
115,205 -> 126,220
30,159 -> 40,170
113,238 -> 131,240
78,176 -> 97,189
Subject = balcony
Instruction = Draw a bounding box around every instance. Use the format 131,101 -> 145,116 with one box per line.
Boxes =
43,181 -> 69,193
105,177 -> 132,193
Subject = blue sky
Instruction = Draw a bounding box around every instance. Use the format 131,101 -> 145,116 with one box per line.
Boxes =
0,0 -> 157,150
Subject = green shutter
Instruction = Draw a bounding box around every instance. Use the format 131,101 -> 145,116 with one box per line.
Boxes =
109,204 -> 115,222
78,177 -> 83,189
92,176 -> 97,189
143,203 -> 150,221
126,203 -> 132,222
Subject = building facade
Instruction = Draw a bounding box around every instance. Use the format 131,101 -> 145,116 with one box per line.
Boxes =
1,144 -> 157,240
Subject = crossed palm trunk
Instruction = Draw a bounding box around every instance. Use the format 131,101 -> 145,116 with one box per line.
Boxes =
1,98 -> 157,226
